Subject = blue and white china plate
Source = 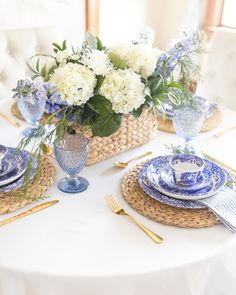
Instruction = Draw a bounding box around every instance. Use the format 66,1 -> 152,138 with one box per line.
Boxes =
138,156 -> 232,209
0,144 -> 7,171
147,164 -> 222,200
0,148 -> 29,186
157,96 -> 217,119
159,165 -> 213,191
0,150 -> 38,193
0,148 -> 18,177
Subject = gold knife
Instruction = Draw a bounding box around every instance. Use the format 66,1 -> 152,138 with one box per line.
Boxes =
202,152 -> 236,175
214,125 -> 236,138
0,111 -> 20,127
0,200 -> 59,227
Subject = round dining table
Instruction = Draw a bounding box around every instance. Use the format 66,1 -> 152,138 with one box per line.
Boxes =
0,99 -> 236,295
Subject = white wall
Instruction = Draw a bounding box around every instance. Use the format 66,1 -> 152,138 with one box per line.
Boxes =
0,0 -> 85,46
100,0 -> 206,49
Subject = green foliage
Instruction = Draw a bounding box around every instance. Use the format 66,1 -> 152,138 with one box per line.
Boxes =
108,52 -> 126,69
52,40 -> 67,53
87,95 -> 112,116
132,105 -> 144,118
94,75 -> 105,95
86,32 -> 97,49
85,32 -> 105,51
96,37 -> 104,51
91,113 -> 121,137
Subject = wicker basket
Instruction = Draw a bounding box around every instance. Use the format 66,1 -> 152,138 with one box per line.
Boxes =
81,108 -> 157,165
11,103 -> 157,165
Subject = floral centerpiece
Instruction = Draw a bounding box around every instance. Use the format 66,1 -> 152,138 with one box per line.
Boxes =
13,29 -> 206,164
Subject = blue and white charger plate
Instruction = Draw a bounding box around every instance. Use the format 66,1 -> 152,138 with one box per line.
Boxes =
159,165 -> 213,191
0,148 -> 28,186
138,156 -> 233,209
0,150 -> 38,193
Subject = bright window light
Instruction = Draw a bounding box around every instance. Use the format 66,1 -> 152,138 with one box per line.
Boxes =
221,0 -> 236,28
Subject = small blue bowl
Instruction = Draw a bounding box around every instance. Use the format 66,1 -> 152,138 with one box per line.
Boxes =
169,154 -> 205,186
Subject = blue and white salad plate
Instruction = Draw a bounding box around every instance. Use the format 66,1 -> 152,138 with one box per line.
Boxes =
0,148 -> 18,177
138,156 -> 232,209
0,149 -> 38,193
159,165 -> 213,191
147,164 -> 223,200
0,144 -> 7,172
0,148 -> 28,186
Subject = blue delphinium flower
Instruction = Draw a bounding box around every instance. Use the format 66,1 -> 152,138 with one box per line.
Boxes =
156,31 -> 206,79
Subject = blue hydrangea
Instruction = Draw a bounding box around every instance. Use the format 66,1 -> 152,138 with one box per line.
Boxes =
12,77 -> 49,105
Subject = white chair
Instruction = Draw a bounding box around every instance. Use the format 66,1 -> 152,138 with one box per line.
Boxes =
196,28 -> 236,110
0,26 -> 60,100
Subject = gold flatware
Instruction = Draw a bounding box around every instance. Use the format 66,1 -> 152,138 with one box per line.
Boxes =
0,200 -> 59,227
0,111 -> 20,127
214,125 -> 236,138
202,152 -> 236,175
113,151 -> 153,168
40,143 -> 54,158
105,194 -> 163,244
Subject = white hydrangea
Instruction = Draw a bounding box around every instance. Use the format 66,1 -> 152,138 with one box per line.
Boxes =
99,69 -> 145,115
109,43 -> 161,78
49,63 -> 96,106
81,49 -> 113,75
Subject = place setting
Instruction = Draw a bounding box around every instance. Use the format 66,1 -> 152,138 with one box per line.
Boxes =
0,143 -> 55,214
121,150 -> 236,230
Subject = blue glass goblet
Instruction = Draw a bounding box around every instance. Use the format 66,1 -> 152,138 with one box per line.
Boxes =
54,134 -> 89,193
17,96 -> 46,137
173,107 -> 204,154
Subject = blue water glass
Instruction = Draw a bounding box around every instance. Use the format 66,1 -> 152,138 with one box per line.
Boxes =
54,134 -> 89,193
173,107 -> 204,153
17,97 -> 46,137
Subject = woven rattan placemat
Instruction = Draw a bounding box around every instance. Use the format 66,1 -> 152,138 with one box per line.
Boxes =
157,107 -> 223,133
121,162 -> 220,228
0,157 -> 55,214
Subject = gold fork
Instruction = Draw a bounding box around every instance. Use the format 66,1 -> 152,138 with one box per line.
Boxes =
105,194 -> 163,244
0,111 -> 20,127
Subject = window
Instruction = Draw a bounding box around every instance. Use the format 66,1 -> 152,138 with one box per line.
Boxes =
204,0 -> 236,33
221,0 -> 236,28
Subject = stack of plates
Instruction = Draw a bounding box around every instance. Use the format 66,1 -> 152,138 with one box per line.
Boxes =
0,146 -> 38,193
157,96 -> 217,119
138,155 -> 229,209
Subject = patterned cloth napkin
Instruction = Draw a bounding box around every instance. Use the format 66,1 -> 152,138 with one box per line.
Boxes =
197,187 -> 236,232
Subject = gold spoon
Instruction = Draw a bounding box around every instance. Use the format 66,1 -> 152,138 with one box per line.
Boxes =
113,151 -> 153,168
40,143 -> 54,157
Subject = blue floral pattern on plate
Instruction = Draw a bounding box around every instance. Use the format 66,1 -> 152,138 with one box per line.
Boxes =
160,165 -> 213,191
0,149 -> 38,193
0,148 -> 28,186
0,148 -> 18,177
147,165 -> 224,200
138,156 -> 233,209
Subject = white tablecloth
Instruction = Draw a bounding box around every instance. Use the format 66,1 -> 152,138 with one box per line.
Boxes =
0,99 -> 236,295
